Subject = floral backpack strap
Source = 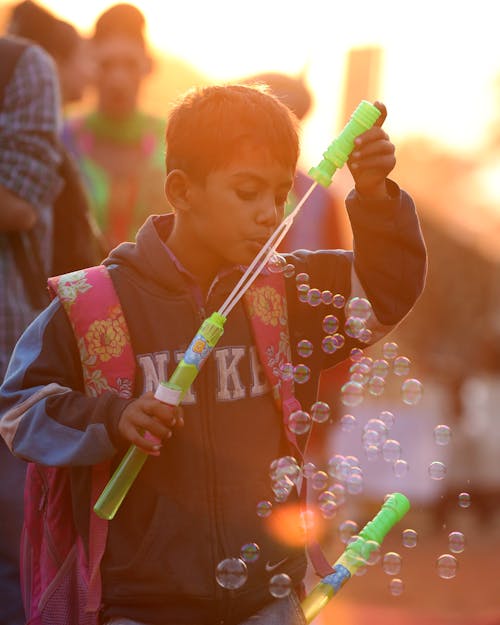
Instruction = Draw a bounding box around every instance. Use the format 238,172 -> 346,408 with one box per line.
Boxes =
48,265 -> 136,613
243,272 -> 302,455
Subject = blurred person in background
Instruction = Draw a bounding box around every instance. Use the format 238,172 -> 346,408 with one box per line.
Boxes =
63,3 -> 169,253
7,0 -> 91,107
0,36 -> 63,625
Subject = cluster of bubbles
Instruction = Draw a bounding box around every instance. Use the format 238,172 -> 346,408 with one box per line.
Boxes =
268,455 -> 301,503
340,341 -> 424,410
215,254 -> 472,599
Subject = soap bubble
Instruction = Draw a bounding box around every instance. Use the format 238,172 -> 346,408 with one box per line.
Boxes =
269,573 -> 292,598
310,401 -> 330,423
341,381 -> 364,406
346,472 -> 364,495
307,288 -> 322,307
437,554 -> 458,579
428,461 -> 447,480
393,356 -> 411,377
256,500 -> 273,518
382,342 -> 399,360
295,272 -> 309,285
267,253 -> 286,273
327,454 -> 344,479
458,492 -> 471,508
350,347 -> 364,362
330,482 -> 346,505
344,316 -> 365,339
401,378 -> 423,405
332,294 -> 345,308
434,424 -> 452,446
358,328 -> 373,343
321,335 -> 337,354
339,519 -> 359,544
270,456 -> 300,483
216,557 -> 248,589
283,263 -> 295,278
379,410 -> 395,429
360,355 -> 374,368
340,413 -> 357,432
311,470 -> 329,491
350,362 -> 371,384
319,498 -> 338,519
402,528 -> 418,548
321,290 -> 334,305
393,459 -> 409,478
382,439 -> 402,463
346,297 -> 372,321
288,410 -> 311,435
382,551 -> 402,576
389,578 -> 404,596
318,490 -> 336,505
364,444 -> 381,462
297,339 -> 313,358
297,283 -> 309,303
279,362 -> 294,381
240,542 -> 260,563
373,359 -> 390,379
368,375 -> 386,397
332,333 -> 345,349
323,314 -> 339,334
272,475 -> 294,502
448,531 -> 465,554
293,364 -> 310,384
363,418 -> 388,444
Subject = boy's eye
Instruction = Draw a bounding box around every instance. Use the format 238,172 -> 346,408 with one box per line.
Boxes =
236,189 -> 258,201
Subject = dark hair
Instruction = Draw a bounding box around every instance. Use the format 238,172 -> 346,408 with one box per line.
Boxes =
166,84 -> 300,182
8,0 -> 80,61
242,72 -> 312,121
93,3 -> 145,46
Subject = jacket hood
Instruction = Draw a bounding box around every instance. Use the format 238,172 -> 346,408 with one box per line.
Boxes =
103,214 -> 188,296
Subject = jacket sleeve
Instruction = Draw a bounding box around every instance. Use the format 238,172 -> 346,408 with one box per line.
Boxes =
0,298 -> 132,466
346,180 -> 427,326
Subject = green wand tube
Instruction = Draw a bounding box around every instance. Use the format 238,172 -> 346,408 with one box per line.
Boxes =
308,100 -> 381,187
94,312 -> 226,520
301,492 -> 410,623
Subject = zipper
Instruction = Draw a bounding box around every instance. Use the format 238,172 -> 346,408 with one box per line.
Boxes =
196,285 -> 233,620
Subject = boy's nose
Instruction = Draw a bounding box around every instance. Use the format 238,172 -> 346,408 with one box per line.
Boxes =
255,201 -> 278,227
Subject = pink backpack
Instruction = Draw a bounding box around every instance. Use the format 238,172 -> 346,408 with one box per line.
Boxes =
21,265 -> 329,624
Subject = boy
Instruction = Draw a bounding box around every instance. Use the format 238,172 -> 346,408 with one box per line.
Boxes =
0,84 -> 426,625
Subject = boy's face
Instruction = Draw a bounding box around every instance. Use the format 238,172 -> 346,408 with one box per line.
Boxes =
92,35 -> 150,119
181,142 -> 294,269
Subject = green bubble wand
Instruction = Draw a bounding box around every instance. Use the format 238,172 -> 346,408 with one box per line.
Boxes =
301,492 -> 410,623
93,100 -> 382,520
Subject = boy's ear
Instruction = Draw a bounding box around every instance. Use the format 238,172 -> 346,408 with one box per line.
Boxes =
164,170 -> 192,213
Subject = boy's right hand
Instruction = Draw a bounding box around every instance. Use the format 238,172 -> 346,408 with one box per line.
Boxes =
118,391 -> 184,454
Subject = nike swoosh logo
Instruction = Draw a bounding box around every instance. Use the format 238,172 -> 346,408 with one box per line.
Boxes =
265,557 -> 288,572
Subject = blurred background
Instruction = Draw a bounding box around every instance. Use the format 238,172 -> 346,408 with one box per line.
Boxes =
2,1 -> 500,623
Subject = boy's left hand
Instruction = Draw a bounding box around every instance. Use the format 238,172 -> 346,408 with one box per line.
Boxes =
347,101 -> 396,199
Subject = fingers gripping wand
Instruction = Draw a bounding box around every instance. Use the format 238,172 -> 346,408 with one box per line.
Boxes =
93,100 -> 382,520
301,492 -> 410,623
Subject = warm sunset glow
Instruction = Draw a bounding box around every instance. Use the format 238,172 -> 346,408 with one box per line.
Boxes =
6,0 -> 499,167
265,502 -> 328,547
